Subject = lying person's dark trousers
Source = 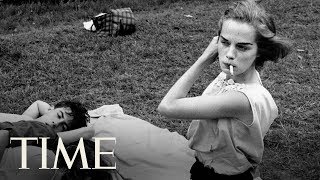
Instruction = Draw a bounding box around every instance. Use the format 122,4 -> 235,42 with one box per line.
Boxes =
190,158 -> 253,180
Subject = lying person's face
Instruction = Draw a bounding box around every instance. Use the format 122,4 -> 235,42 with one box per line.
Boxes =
36,107 -> 74,132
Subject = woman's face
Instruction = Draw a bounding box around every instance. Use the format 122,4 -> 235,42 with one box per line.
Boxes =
218,19 -> 258,78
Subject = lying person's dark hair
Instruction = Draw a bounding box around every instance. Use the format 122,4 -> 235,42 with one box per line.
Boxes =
54,100 -> 90,131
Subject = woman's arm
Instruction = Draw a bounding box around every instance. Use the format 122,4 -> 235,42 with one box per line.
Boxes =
158,36 -> 220,105
57,126 -> 95,145
158,36 -> 252,123
22,100 -> 52,119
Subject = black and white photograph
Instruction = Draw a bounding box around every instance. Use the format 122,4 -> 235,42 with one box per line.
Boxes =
0,0 -> 319,179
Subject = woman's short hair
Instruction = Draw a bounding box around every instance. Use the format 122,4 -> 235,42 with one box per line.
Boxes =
217,0 -> 292,70
54,100 -> 90,131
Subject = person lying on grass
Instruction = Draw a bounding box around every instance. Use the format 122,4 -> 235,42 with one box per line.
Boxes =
158,0 -> 292,179
0,100 -> 104,180
0,100 -> 94,162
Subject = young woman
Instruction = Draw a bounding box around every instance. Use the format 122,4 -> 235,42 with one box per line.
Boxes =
158,0 -> 292,179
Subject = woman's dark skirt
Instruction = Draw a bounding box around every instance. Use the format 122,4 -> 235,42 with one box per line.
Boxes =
190,158 -> 253,180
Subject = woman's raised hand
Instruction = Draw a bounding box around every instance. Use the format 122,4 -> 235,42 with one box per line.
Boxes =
198,36 -> 219,65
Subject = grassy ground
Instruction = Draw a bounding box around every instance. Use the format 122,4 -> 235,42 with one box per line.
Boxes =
0,0 -> 319,179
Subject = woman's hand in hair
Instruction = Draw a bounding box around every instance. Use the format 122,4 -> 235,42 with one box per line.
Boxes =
198,36 -> 219,66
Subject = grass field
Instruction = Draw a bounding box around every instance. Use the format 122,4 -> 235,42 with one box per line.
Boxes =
0,0 -> 319,179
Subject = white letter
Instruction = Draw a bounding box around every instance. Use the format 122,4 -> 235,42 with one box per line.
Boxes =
10,137 -> 38,169
52,137 -> 89,169
93,137 -> 116,169
39,137 -> 50,169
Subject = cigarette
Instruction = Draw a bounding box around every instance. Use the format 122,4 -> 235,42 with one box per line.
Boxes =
230,65 -> 233,76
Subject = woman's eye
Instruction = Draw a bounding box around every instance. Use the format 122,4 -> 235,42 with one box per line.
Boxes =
236,45 -> 250,51
221,40 -> 230,46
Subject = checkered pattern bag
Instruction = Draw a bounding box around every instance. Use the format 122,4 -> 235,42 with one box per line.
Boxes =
92,8 -> 136,36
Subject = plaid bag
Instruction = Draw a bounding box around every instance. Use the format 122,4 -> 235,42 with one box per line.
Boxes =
92,8 -> 136,36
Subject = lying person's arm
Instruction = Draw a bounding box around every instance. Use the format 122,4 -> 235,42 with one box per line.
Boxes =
57,126 -> 95,145
22,100 -> 52,119
0,100 -> 50,123
0,113 -> 33,123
